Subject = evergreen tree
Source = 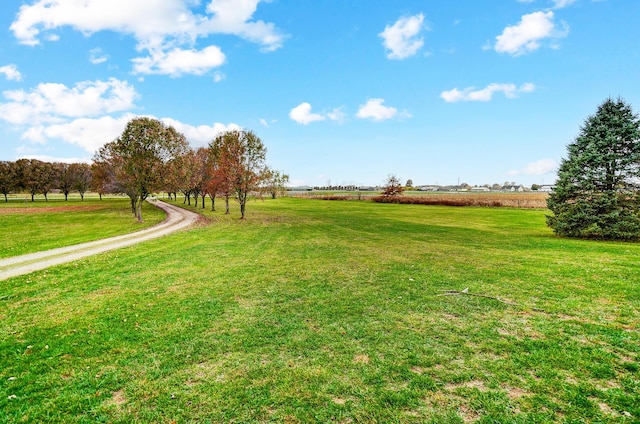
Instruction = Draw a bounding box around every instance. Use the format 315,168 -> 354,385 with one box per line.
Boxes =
547,98 -> 640,240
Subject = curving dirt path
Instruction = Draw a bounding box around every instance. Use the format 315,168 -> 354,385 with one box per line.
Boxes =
0,200 -> 201,281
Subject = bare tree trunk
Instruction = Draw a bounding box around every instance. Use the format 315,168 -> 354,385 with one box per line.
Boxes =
136,197 -> 144,222
225,196 -> 230,214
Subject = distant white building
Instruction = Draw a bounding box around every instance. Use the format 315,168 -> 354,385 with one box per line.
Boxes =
419,185 -> 440,191
502,185 -> 525,192
470,186 -> 490,192
538,185 -> 555,192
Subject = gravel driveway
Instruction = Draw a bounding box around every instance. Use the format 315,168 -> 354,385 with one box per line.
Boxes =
0,200 -> 200,281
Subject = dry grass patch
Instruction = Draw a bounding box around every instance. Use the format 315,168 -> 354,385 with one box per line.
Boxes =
353,354 -> 370,364
445,380 -> 489,392
108,389 -> 127,407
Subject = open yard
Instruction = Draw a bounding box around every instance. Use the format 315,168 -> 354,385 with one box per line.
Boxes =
1,198 -> 638,422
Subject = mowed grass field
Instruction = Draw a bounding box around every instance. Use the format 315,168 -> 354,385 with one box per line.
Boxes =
0,198 -> 165,258
1,198 -> 639,423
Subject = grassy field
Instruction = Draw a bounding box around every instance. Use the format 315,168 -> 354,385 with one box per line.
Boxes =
0,198 -> 165,258
1,198 -> 638,423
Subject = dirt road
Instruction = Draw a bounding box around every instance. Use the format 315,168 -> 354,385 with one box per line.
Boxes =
0,200 -> 200,281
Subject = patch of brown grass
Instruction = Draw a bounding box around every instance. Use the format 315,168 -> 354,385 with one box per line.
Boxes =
299,192 -> 549,208
373,193 -> 548,208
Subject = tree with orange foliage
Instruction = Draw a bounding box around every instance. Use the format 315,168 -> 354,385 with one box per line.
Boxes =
209,130 -> 267,219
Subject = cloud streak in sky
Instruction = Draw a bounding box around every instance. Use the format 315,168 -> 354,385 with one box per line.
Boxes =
440,83 -> 535,103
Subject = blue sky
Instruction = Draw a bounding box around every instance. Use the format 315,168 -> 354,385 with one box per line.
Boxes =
1,0 -> 638,187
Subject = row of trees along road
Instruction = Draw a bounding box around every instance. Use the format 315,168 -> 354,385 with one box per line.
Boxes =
94,117 -> 288,221
0,117 -> 288,221
547,98 -> 640,240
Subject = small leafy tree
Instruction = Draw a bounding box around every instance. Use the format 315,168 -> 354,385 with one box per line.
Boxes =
57,163 -> 74,201
208,135 -> 235,214
91,154 -> 117,200
70,163 -> 92,200
263,169 -> 290,199
39,161 -> 57,201
381,174 -> 404,199
547,98 -> 640,240
21,159 -> 44,201
0,161 -> 15,202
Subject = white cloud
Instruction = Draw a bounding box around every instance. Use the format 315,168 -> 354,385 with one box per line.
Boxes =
0,74 -> 239,154
552,0 -> 577,9
10,0 -> 284,76
0,64 -> 22,81
160,118 -> 241,147
0,78 -> 138,125
515,0 -> 576,7
289,103 -> 347,125
213,71 -> 225,82
89,48 -> 109,64
17,154 -> 91,163
202,0 -> 286,52
379,13 -> 427,60
11,0 -> 193,46
132,45 -> 226,76
509,158 -> 558,176
440,82 -> 536,103
259,118 -> 277,128
289,103 -> 326,125
22,114 -> 136,153
326,107 -> 347,123
495,11 -> 568,56
21,114 -> 241,154
356,98 -> 409,121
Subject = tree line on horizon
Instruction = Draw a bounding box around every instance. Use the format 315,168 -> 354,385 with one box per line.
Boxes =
0,117 -> 289,220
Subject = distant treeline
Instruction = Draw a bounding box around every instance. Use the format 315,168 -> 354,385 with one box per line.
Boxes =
0,159 -> 93,202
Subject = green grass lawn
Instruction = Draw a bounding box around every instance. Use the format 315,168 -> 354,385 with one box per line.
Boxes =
1,198 -> 638,423
0,198 -> 165,258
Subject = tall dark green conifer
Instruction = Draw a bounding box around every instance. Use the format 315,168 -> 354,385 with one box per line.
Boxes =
547,98 -> 640,240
